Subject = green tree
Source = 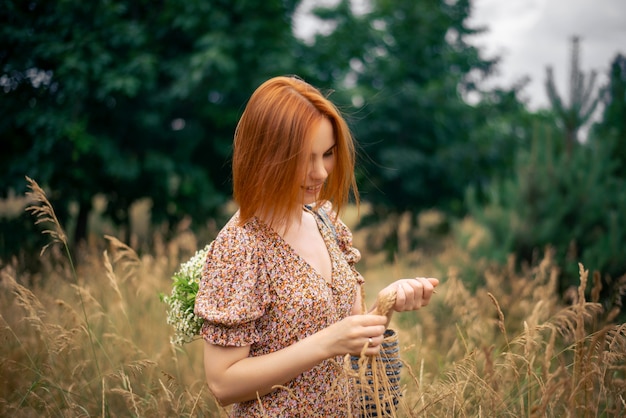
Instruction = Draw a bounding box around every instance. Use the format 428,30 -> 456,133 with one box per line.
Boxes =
545,36 -> 601,154
464,47 -> 626,317
0,0 -> 299,254
464,123 -> 626,309
297,0 -> 526,219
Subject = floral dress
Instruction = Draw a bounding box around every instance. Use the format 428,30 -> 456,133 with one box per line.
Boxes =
194,204 -> 364,417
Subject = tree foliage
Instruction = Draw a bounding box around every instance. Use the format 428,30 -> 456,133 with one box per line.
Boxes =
2,0 -> 542,262
463,45 -> 626,314
298,0 -> 529,219
0,0 -> 299,252
591,53 -> 626,177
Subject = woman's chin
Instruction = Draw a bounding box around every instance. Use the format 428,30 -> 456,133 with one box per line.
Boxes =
302,195 -> 318,206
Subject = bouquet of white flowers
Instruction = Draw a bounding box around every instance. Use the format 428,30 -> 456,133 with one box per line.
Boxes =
161,244 -> 210,345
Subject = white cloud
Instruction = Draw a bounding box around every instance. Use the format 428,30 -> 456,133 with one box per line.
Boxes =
469,0 -> 626,109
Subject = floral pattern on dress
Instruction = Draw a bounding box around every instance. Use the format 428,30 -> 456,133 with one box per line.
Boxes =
194,204 -> 363,417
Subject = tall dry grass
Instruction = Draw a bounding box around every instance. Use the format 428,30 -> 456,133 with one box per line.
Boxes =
392,254 -> 626,417
1,178 -> 222,417
1,179 -> 625,417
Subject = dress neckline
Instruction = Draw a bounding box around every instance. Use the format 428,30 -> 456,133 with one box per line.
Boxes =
255,209 -> 335,286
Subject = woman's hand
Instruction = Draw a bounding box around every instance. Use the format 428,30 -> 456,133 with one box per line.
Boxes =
375,277 -> 439,313
321,314 -> 388,357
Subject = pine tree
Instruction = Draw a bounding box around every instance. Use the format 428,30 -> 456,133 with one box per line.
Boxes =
545,36 -> 601,154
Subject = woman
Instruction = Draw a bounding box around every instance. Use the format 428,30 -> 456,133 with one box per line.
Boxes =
194,75 -> 438,417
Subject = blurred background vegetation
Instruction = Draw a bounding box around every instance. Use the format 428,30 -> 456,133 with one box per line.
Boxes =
2,1 -> 626,416
1,0 -> 625,316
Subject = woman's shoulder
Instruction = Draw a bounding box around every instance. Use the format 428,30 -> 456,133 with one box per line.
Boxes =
212,212 -> 272,252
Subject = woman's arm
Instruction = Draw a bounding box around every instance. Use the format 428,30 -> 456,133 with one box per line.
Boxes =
204,313 -> 388,406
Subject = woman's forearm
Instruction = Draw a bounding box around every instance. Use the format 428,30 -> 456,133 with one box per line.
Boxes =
205,313 -> 388,406
205,331 -> 332,405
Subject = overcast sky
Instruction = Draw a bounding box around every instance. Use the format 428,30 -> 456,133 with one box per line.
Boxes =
295,0 -> 626,111
468,0 -> 626,109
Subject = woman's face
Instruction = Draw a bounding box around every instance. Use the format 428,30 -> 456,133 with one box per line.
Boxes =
300,118 -> 336,206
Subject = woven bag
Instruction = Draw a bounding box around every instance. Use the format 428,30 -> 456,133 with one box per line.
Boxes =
350,291 -> 402,417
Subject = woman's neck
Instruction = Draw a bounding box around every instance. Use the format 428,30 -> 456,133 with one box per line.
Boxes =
257,207 -> 306,237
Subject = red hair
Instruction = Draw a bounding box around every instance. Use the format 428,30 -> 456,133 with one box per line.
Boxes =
232,76 -> 359,227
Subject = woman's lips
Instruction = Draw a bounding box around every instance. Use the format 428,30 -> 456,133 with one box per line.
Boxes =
303,184 -> 322,193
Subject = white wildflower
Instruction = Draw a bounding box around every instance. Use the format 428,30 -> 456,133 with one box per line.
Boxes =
161,244 -> 211,345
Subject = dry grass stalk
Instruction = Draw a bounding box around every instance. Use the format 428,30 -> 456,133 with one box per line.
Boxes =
103,250 -> 129,322
104,235 -> 141,283
487,292 -> 507,340
24,176 -> 68,256
350,290 -> 401,417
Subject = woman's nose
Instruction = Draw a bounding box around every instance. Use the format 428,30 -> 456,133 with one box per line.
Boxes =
309,158 -> 327,180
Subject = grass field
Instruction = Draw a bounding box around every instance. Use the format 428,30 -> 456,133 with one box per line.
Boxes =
1,180 -> 625,417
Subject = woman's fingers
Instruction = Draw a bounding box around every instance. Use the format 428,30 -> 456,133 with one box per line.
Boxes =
391,277 -> 438,312
353,315 -> 386,354
330,314 -> 387,354
359,333 -> 385,354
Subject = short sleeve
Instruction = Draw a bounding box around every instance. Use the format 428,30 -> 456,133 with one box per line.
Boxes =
194,220 -> 270,347
321,202 -> 364,285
